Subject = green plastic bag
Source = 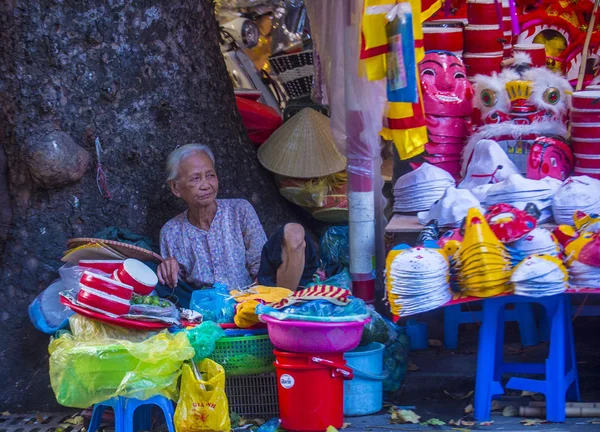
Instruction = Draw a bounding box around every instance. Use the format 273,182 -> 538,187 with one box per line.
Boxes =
49,317 -> 195,408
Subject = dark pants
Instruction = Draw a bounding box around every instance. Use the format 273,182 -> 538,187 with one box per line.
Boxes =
257,225 -> 319,288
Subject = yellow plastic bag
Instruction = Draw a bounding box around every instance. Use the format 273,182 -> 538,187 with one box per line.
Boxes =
174,360 -> 231,432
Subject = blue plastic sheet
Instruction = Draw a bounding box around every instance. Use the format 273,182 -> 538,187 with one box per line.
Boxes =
257,297 -> 369,322
320,226 -> 350,269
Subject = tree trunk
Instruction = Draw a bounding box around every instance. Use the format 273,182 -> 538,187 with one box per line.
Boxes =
0,0 -> 297,410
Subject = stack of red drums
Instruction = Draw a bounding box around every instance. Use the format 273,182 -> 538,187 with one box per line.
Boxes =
571,90 -> 600,179
423,20 -> 465,56
501,0 -> 514,58
463,0 -> 505,79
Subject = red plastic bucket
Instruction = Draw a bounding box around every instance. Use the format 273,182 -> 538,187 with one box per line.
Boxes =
275,350 -> 353,432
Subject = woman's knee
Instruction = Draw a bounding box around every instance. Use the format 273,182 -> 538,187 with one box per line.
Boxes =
283,223 -> 306,252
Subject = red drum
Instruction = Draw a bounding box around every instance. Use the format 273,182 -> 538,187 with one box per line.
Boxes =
572,91 -> 600,110
513,43 -> 546,67
423,23 -> 464,53
574,166 -> 600,180
467,0 -> 501,26
571,123 -> 600,139
464,25 -> 505,54
570,108 -> 600,124
463,52 -> 504,77
575,154 -> 600,169
572,138 -> 600,155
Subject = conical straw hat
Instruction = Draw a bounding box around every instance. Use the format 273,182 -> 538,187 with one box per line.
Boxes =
257,108 -> 346,178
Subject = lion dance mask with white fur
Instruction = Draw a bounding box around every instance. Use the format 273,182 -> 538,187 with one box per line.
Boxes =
462,53 -> 572,177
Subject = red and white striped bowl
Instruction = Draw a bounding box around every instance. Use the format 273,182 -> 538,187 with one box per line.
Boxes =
77,285 -> 131,317
80,270 -> 133,301
575,154 -> 600,169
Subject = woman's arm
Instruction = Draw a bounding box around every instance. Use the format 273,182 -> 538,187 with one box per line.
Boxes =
240,201 -> 268,279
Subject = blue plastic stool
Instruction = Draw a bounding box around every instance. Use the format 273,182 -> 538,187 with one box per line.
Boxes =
538,297 -> 600,342
444,302 -> 539,349
88,395 -> 176,432
474,294 -> 580,423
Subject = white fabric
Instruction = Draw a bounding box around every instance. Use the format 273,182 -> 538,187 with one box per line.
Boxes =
459,140 -> 520,191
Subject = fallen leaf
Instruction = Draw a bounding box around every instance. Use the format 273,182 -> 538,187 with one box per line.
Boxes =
461,420 -> 475,427
341,422 -> 351,429
251,418 -> 265,426
480,421 -> 494,426
521,390 -> 536,397
390,408 -> 421,424
408,362 -> 420,371
444,389 -> 474,400
502,405 -> 519,417
491,400 -> 503,411
450,429 -> 471,432
1,412 -> 9,416
421,418 -> 446,426
35,413 -> 45,423
429,339 -> 443,347
464,404 -> 474,414
521,418 -> 548,426
64,416 -> 83,425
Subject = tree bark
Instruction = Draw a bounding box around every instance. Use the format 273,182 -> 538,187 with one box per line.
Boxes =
0,0 -> 297,410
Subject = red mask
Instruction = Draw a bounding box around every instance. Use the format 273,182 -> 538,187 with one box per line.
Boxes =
420,52 -> 474,118
485,203 -> 538,243
527,137 -> 574,181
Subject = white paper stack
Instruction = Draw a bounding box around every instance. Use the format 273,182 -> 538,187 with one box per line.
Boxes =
387,247 -> 452,316
511,254 -> 568,297
553,176 -> 600,225
393,163 -> 455,213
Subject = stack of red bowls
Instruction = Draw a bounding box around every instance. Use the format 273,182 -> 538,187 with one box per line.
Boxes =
571,90 -> 600,179
463,0 -> 506,79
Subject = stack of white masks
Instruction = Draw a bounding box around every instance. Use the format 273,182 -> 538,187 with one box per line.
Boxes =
386,247 -> 451,316
393,163 -> 455,212
568,261 -> 600,289
511,254 -> 568,297
485,175 -> 561,223
459,140 -> 520,197
553,176 -> 600,225
417,187 -> 482,227
505,227 -> 562,266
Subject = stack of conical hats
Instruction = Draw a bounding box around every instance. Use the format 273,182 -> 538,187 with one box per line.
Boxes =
257,108 -> 346,179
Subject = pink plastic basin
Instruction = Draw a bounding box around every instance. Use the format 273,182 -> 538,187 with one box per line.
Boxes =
261,315 -> 370,353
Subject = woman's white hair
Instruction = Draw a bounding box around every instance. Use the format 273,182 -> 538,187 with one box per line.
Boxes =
166,143 -> 216,182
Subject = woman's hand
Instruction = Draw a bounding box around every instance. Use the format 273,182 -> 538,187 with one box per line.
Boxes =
157,257 -> 180,288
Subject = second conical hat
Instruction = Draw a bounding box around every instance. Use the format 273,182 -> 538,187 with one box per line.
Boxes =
257,108 -> 346,178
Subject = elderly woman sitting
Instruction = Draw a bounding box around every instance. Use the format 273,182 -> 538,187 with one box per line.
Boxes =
158,144 -> 317,298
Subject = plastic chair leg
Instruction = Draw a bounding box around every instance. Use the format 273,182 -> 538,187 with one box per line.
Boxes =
133,405 -> 152,432
474,298 -> 505,422
564,297 -> 581,403
155,396 -> 176,432
514,303 -> 539,347
444,305 -> 460,350
88,404 -> 107,432
545,295 -> 566,422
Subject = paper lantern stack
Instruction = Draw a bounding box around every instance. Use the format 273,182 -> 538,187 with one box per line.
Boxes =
455,208 -> 513,297
463,0 -> 506,79
571,91 -> 600,179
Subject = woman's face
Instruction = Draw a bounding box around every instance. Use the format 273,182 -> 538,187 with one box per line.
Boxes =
170,152 -> 219,208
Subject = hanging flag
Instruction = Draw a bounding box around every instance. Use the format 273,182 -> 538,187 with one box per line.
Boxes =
361,0 -> 442,160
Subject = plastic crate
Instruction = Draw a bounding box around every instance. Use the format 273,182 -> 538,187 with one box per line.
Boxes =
225,373 -> 279,418
209,334 -> 275,376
